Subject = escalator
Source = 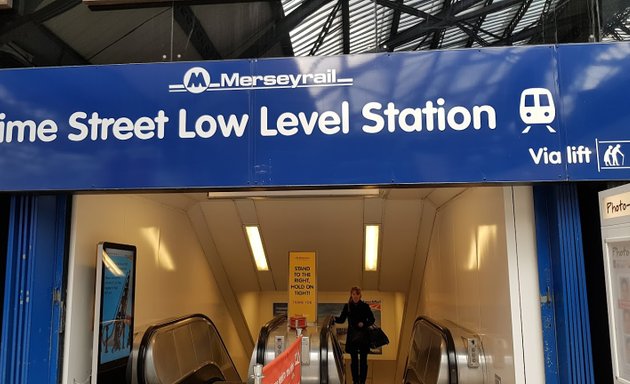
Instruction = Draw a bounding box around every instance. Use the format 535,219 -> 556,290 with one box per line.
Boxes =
127,314 -> 242,384
247,315 -> 345,384
127,312 -> 345,384
403,316 -> 487,384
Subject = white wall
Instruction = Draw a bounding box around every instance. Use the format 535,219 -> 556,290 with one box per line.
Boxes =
238,291 -> 262,339
61,194 -> 249,384
417,186 -> 544,384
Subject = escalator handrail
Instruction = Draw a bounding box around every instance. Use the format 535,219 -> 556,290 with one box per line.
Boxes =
255,314 -> 287,365
330,320 -> 345,383
407,315 -> 458,384
137,313 -> 241,384
319,315 -> 337,384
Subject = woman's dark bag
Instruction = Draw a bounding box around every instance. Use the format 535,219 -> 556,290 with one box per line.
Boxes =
368,325 -> 389,348
349,328 -> 370,349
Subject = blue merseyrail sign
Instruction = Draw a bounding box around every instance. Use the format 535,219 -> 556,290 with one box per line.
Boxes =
0,42 -> 629,191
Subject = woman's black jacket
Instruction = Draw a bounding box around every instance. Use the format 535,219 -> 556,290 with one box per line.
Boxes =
334,300 -> 375,352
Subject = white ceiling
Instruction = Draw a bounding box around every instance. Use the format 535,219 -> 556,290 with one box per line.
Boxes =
140,186 -> 466,294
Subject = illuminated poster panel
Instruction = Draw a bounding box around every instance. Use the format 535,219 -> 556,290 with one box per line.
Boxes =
91,242 -> 137,384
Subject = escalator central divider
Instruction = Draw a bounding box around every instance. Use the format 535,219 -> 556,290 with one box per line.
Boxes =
255,314 -> 287,365
319,315 -> 335,384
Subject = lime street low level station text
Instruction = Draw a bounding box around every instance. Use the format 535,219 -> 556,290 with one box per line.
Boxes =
0,99 -> 498,144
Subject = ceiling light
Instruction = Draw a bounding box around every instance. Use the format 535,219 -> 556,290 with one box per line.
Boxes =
364,224 -> 380,271
208,189 -> 380,199
102,251 -> 124,277
245,226 -> 269,271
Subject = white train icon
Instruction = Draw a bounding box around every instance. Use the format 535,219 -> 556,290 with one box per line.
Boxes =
520,88 -> 556,133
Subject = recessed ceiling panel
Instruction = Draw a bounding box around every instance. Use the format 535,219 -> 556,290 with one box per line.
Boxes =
380,198 -> 423,292
201,200 -> 261,292
254,197 -> 365,291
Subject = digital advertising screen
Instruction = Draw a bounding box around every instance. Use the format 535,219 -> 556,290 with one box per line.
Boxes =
92,242 -> 137,383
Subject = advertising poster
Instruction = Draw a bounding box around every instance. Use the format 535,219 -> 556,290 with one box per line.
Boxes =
288,252 -> 317,322
607,239 -> 630,380
100,251 -> 135,364
92,242 -> 137,383
274,300 -> 384,354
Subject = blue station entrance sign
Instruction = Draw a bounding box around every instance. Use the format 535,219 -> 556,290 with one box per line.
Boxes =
0,42 -> 628,190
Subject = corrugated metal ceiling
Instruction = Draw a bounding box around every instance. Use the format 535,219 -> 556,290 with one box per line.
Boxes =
0,0 -> 625,68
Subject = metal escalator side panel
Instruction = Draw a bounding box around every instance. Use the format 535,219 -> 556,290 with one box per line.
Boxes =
247,316 -> 345,384
318,315 -> 345,384
319,315 -> 333,384
404,316 -> 459,384
255,315 -> 287,365
176,363 -> 225,384
132,314 -> 241,384
247,315 -> 288,382
301,329 -> 321,384
333,332 -> 345,383
442,320 -> 487,384
327,332 -> 345,384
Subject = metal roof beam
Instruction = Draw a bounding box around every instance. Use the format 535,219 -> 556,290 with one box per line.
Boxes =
453,0 -> 526,23
376,0 -> 495,48
309,0 -> 341,55
430,0 -> 452,49
232,0 -> 334,58
383,0 -> 484,49
496,0 -> 579,45
0,23 -> 88,66
457,20 -> 490,45
503,0 -> 533,38
0,0 -> 88,65
341,0 -> 349,54
172,4 -> 222,59
384,0 -> 523,49
269,0 -> 294,56
374,0 -> 439,22
603,8 -> 630,38
0,0 -> 81,40
489,0 -> 566,46
490,23 -> 540,44
84,0 -> 276,9
388,0 -> 403,41
465,0 -> 493,47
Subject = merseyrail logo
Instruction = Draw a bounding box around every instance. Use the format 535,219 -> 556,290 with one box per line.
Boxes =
169,66 -> 353,94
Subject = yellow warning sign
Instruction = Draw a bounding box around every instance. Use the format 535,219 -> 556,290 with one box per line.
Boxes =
288,251 -> 317,323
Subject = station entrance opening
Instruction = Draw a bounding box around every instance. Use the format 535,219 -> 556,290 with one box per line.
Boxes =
63,185 -> 543,383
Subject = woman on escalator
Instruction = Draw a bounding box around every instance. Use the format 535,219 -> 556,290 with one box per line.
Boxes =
335,286 -> 375,384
